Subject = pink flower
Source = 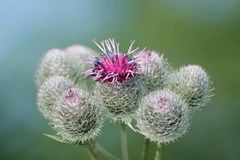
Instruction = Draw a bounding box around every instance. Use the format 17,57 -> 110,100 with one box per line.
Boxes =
84,38 -> 143,83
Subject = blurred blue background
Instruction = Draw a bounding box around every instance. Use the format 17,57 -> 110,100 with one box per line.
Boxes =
1,0 -> 240,159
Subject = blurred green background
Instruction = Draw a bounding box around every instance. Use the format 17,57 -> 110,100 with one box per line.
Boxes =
1,0 -> 240,160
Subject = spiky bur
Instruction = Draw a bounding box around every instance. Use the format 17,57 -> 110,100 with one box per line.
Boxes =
136,90 -> 190,143
65,44 -> 97,67
94,76 -> 144,123
35,49 -> 79,88
137,50 -> 169,92
166,65 -> 213,110
65,45 -> 98,90
37,76 -> 74,119
51,88 -> 104,143
83,38 -> 145,123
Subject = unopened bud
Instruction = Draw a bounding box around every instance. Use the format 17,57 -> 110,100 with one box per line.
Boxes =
137,51 -> 169,92
35,49 -> 79,88
65,44 -> 97,70
136,90 -> 190,143
37,76 -> 74,119
65,45 -> 98,89
94,76 -> 144,123
51,88 -> 104,143
166,65 -> 213,110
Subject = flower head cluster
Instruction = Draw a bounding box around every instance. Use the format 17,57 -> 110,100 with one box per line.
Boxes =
35,38 -> 213,145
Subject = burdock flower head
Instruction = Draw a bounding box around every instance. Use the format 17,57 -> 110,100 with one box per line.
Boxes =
84,38 -> 145,123
84,38 -> 140,83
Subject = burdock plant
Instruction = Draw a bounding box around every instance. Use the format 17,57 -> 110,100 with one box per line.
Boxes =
35,38 -> 213,160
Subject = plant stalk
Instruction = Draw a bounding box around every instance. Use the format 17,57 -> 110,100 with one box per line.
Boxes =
141,138 -> 149,160
87,148 -> 97,160
154,142 -> 165,160
95,142 -> 119,160
120,121 -> 129,160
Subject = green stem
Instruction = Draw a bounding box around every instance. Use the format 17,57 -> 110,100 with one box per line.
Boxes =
154,143 -> 165,160
87,148 -> 97,160
120,121 -> 129,160
95,142 -> 120,160
141,138 -> 149,160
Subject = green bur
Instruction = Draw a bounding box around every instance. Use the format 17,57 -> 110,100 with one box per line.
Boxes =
51,88 -> 104,143
166,65 -> 214,110
37,76 -> 74,119
136,90 -> 190,143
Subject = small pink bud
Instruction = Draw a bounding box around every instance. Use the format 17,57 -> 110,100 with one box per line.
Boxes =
64,89 -> 79,107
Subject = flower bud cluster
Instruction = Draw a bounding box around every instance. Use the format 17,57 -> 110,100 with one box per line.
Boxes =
136,62 -> 213,143
35,38 -> 213,144
36,76 -> 104,143
35,45 -> 97,89
35,45 -> 103,143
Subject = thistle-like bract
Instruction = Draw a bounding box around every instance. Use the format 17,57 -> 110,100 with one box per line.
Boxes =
51,88 -> 104,143
166,65 -> 213,110
94,76 -> 144,123
37,76 -> 74,119
137,50 -> 169,92
136,90 -> 190,143
35,49 -> 79,88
